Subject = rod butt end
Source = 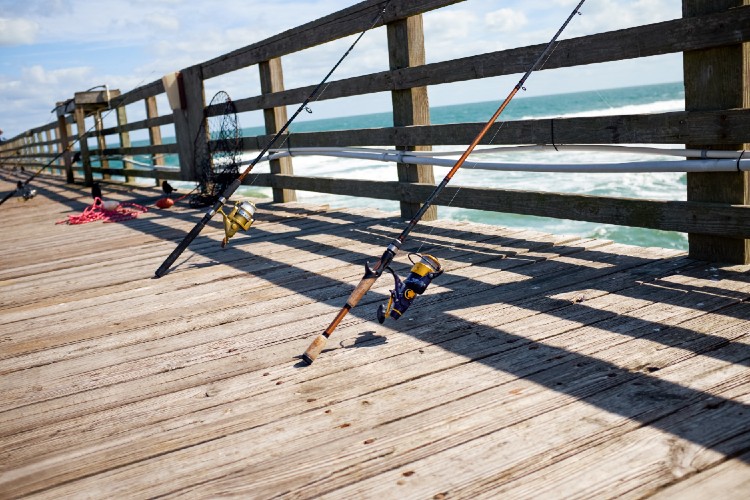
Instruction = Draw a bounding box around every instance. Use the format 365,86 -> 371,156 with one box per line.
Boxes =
301,334 -> 328,365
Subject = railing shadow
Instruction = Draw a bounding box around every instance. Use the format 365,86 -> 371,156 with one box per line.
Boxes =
7,173 -> 750,464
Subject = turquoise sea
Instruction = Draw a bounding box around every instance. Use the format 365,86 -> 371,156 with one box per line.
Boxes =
136,81 -> 687,250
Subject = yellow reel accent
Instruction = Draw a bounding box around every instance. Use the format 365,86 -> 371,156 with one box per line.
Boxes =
217,200 -> 256,247
409,254 -> 442,277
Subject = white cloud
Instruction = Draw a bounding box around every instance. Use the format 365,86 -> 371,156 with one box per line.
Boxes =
0,0 -> 685,135
485,8 -> 528,32
0,18 -> 40,45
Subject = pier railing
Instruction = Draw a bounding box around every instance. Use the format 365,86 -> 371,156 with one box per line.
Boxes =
1,0 -> 748,263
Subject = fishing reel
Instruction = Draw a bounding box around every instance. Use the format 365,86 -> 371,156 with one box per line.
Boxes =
377,253 -> 443,323
217,200 -> 256,247
15,181 -> 36,201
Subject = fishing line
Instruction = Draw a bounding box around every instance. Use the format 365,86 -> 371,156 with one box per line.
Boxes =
415,9 -> 581,255
241,1 -> 393,192
154,0 -> 394,277
301,0 -> 588,364
0,76 -> 158,206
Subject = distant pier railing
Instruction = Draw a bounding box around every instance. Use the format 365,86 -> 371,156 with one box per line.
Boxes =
1,0 -> 749,263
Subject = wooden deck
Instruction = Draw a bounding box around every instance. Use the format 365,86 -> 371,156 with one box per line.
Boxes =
1,173 -> 749,499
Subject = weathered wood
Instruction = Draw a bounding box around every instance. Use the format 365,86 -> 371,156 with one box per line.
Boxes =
74,108 -> 93,186
201,0 -> 466,79
684,0 -> 750,264
249,173 -> 750,238
98,114 -> 173,135
259,58 -> 296,203
172,65 -> 206,181
56,115 -> 74,183
242,108 -> 750,148
115,104 -> 134,183
231,7 -> 750,113
1,179 -> 748,497
96,143 -> 178,157
388,14 -> 436,221
94,111 -> 110,178
145,96 -> 166,186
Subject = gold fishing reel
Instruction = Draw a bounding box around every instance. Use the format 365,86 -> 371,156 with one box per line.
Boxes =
217,200 -> 256,247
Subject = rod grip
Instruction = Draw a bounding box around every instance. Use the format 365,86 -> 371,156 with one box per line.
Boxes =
301,274 -> 378,364
154,212 -> 212,278
301,334 -> 328,364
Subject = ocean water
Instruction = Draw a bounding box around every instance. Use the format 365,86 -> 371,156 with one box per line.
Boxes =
126,81 -> 687,250
235,81 -> 689,250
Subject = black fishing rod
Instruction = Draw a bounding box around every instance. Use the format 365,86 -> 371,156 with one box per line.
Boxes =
154,1 -> 394,278
0,141 -> 71,206
0,86 -> 124,207
301,0 -> 586,364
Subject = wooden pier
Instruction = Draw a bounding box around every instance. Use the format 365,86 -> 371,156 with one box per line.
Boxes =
1,173 -> 749,498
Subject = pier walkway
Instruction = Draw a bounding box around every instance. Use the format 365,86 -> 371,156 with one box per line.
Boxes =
1,173 -> 749,498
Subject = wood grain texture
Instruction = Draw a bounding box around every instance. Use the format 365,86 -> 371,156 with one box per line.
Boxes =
0,174 -> 748,498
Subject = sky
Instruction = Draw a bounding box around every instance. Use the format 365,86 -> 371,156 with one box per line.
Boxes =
0,0 -> 684,138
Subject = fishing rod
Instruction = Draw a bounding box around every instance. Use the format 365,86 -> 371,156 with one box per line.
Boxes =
153,0 -> 394,278
0,140 -> 72,206
300,0 -> 587,365
0,85 -> 126,207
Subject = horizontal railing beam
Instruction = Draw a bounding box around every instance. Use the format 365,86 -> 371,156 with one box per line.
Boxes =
201,0 -> 465,79
243,108 -> 750,148
247,173 -> 750,238
233,6 -> 750,113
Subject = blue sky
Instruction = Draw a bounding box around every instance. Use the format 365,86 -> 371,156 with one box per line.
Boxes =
0,0 -> 683,138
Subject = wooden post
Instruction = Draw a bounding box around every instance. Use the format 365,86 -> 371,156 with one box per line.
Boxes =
172,65 -> 207,181
116,105 -> 133,183
74,108 -> 93,187
259,57 -> 296,203
146,96 -> 165,186
57,116 -> 74,183
387,14 -> 436,221
683,0 -> 750,264
94,111 -> 110,179
44,129 -> 56,175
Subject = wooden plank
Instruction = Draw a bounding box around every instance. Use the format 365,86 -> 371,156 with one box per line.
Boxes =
259,58 -> 296,203
98,114 -> 173,136
56,115 -> 74,183
73,108 -> 93,187
232,7 -> 750,113
3,259 -> 745,497
388,13 -> 436,220
241,108 -> 750,148
684,0 -> 750,264
248,174 -> 750,238
172,65 -> 206,181
651,449 -> 750,499
201,0 -> 466,79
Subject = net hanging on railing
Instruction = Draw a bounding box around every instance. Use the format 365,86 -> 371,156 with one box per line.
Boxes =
189,91 -> 242,208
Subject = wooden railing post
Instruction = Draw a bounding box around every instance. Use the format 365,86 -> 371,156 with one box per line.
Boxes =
683,0 -> 750,264
44,129 -> 56,175
145,96 -> 165,186
387,14 -> 436,221
57,116 -> 74,183
115,105 -> 133,183
172,65 -> 207,181
74,108 -> 93,187
94,111 -> 110,179
259,57 -> 296,203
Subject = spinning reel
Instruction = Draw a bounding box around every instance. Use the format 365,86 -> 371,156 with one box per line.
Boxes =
217,200 -> 256,247
15,181 -> 36,201
377,253 -> 443,323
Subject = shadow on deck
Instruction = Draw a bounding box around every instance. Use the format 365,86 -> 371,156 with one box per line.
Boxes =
1,173 -> 749,498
